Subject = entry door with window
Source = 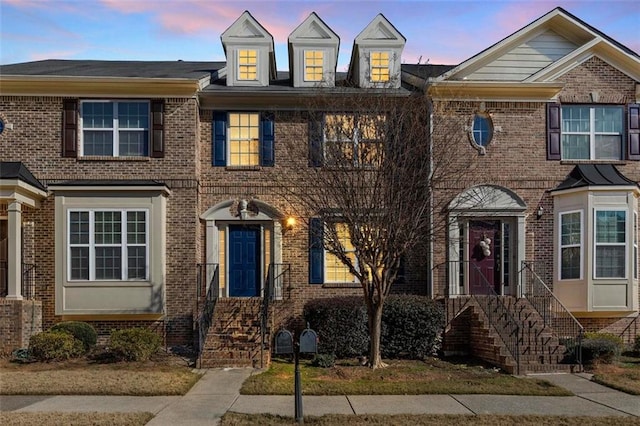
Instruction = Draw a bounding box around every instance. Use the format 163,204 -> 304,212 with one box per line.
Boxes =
228,225 -> 261,297
468,220 -> 501,295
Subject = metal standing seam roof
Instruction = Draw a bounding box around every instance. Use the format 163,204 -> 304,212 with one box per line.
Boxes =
0,162 -> 46,191
552,164 -> 639,192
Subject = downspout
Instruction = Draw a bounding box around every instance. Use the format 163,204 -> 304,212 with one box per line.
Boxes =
427,85 -> 434,298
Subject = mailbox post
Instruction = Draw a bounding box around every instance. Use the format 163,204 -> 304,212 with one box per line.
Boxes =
274,325 -> 317,424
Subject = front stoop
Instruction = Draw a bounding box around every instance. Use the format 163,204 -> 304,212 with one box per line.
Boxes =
198,298 -> 269,368
443,296 -> 578,374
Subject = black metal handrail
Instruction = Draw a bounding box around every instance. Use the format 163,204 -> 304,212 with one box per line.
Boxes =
445,260 -> 521,374
196,263 -> 219,366
618,315 -> 638,346
261,263 -> 291,368
22,263 -> 36,300
521,261 -> 583,368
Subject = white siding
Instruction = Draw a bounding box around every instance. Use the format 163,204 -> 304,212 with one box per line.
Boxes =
468,30 -> 577,81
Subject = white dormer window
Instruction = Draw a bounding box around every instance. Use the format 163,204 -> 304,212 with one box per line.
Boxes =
238,49 -> 258,81
370,51 -> 390,82
304,50 -> 324,82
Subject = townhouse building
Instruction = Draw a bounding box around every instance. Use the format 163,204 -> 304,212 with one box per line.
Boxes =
1,7 -> 638,371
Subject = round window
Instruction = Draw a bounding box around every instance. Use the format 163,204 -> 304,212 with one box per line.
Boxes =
471,113 -> 493,147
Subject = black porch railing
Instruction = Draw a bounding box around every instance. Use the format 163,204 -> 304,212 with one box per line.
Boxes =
0,262 -> 36,299
445,260 -> 521,374
261,263 -> 291,367
195,263 -> 219,366
618,315 -> 638,346
521,261 -> 583,368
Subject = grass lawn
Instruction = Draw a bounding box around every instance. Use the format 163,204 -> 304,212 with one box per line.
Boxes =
0,351 -> 201,396
589,355 -> 640,395
221,413 -> 640,425
0,412 -> 153,426
240,357 -> 571,396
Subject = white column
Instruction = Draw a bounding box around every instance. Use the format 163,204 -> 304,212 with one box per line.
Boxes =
6,201 -> 23,300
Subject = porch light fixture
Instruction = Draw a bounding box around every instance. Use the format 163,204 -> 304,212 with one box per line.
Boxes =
285,216 -> 297,230
536,205 -> 544,220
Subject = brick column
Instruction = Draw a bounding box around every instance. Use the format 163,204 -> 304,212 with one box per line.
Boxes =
6,201 -> 22,300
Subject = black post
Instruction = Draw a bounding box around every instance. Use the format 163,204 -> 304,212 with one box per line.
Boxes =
294,349 -> 303,423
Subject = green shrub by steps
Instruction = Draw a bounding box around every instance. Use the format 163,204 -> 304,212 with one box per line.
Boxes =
310,353 -> 336,368
582,332 -> 623,364
29,330 -> 84,361
109,328 -> 162,361
303,295 -> 445,360
634,335 -> 640,356
51,321 -> 97,351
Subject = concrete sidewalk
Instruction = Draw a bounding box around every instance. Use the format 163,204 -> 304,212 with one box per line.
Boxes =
1,370 -> 638,425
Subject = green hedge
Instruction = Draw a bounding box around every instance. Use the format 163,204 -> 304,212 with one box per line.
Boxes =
29,330 -> 84,361
303,295 -> 444,360
109,328 -> 162,361
51,321 -> 97,351
582,332 -> 623,364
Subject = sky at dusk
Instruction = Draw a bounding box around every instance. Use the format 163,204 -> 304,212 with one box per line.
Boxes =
1,0 -> 638,70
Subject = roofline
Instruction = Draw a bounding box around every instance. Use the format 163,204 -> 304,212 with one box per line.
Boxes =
48,183 -> 171,195
551,184 -> 640,196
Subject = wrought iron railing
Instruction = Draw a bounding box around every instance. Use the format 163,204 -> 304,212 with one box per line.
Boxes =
521,261 -> 583,368
195,263 -> 219,366
22,263 -> 36,300
261,263 -> 291,368
618,314 -> 639,347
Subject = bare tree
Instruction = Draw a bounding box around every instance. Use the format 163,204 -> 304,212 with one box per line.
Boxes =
271,84 -> 474,368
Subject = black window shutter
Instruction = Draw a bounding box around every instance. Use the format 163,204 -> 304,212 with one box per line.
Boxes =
309,218 -> 324,284
212,112 -> 227,166
308,113 -> 324,167
628,103 -> 640,161
261,112 -> 275,166
62,100 -> 78,158
546,103 -> 561,160
150,100 -> 164,158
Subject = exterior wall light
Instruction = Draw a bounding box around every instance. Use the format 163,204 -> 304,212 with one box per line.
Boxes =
285,216 -> 297,230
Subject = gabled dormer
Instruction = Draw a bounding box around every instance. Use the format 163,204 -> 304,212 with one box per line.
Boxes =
221,11 -> 276,87
288,12 -> 340,88
347,14 -> 405,88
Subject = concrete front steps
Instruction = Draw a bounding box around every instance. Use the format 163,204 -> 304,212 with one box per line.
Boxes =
198,298 -> 269,368
444,296 -> 579,375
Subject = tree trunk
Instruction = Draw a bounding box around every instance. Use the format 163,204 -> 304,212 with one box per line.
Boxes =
368,302 -> 386,369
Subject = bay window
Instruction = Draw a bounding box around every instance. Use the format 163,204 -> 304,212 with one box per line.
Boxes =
595,210 -> 626,279
560,211 -> 582,280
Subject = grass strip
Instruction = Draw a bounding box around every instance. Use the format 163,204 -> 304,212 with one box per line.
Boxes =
0,412 -> 153,426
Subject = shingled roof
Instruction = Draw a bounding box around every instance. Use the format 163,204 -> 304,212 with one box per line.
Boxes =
553,164 -> 639,192
0,162 -> 46,191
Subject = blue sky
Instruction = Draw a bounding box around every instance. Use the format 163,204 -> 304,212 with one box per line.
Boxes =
1,0 -> 638,70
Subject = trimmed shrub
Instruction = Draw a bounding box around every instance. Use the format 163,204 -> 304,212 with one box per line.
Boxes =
29,330 -> 84,361
303,295 -> 445,360
310,353 -> 336,368
381,295 -> 445,359
51,321 -> 97,351
304,296 -> 368,358
109,328 -> 162,361
634,335 -> 640,356
581,332 -> 623,364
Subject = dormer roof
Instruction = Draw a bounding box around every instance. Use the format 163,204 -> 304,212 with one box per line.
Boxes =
288,12 -> 340,87
220,11 -> 277,85
347,14 -> 406,88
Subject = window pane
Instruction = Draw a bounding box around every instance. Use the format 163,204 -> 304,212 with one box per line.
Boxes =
95,247 -> 122,280
562,106 -> 589,132
596,246 -> 625,278
594,135 -> 621,160
561,212 -> 581,245
561,247 -> 581,279
119,131 -> 148,156
596,211 -> 626,243
70,247 -> 89,280
95,211 -> 122,244
127,211 -> 146,244
82,102 -> 113,128
594,107 -> 622,133
228,113 -> 260,166
472,114 -> 493,146
70,212 -> 89,244
84,131 -> 114,156
127,246 -> 146,279
561,135 -> 589,159
118,102 -> 149,129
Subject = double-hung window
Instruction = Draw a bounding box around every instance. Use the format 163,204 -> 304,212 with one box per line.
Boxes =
228,113 -> 260,166
324,114 -> 384,167
594,210 -> 626,279
81,101 -> 149,157
559,211 -> 582,280
304,50 -> 323,82
324,223 -> 358,283
238,49 -> 257,81
68,209 -> 148,281
561,106 -> 623,160
370,51 -> 390,82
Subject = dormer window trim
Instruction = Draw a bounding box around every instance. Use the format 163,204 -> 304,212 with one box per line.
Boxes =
304,50 -> 324,82
237,49 -> 258,81
369,50 -> 391,83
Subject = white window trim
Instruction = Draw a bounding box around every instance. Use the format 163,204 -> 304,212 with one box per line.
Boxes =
561,105 -> 624,160
323,222 -> 359,284
227,112 -> 261,166
79,100 -> 150,157
634,211 -> 638,280
558,210 -> 583,281
369,51 -> 393,83
67,208 -> 149,282
237,49 -> 258,81
593,208 -> 627,280
303,49 -> 324,82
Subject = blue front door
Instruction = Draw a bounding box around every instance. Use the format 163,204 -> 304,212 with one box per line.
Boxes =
228,225 -> 261,297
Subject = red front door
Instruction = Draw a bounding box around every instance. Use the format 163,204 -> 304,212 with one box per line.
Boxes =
469,220 -> 500,295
